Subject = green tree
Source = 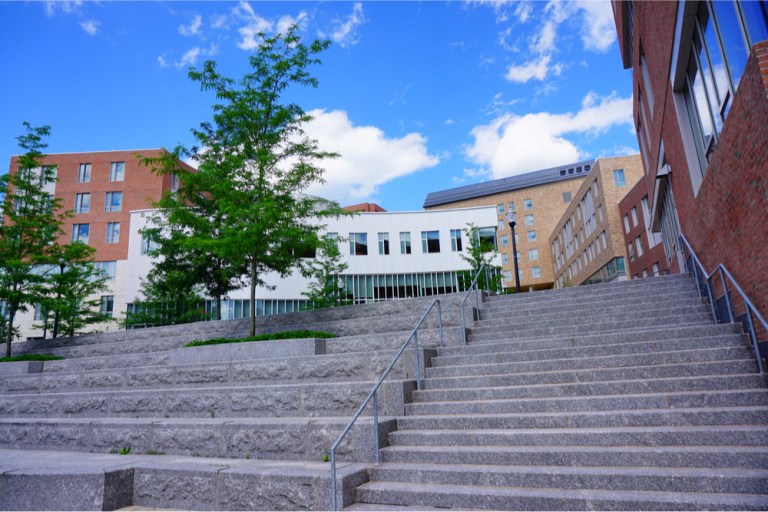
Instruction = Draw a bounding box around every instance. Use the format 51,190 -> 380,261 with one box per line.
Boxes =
143,27 -> 345,336
0,123 -> 64,357
460,223 -> 501,292
302,236 -> 349,309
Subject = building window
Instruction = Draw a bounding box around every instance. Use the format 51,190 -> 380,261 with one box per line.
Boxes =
631,207 -> 639,227
74,193 -> 90,214
378,232 -> 390,255
624,215 -> 631,234
106,222 -> 120,244
613,169 -> 626,186
497,204 -> 504,214
601,231 -> 607,250
77,163 -> 91,183
636,236 -> 644,257
349,233 -> 368,255
110,162 -> 125,182
532,266 -> 541,279
529,249 -> 539,261
105,191 -> 123,212
628,242 -> 636,262
640,50 -> 654,114
450,229 -> 463,252
527,230 -> 536,242
523,198 -> 533,210
502,253 -> 508,265
421,231 -> 440,253
72,224 -> 89,244
474,227 -> 497,251
500,235 -> 509,247
508,201 -> 515,212
524,214 -> 534,226
171,173 -> 180,193
498,220 -> 505,231
141,236 -> 159,255
503,270 -> 512,282
100,295 -> 114,317
597,205 -> 604,224
94,261 -> 117,280
400,232 -> 411,254
562,191 -> 572,203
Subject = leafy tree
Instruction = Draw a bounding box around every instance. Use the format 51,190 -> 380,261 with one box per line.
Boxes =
302,236 -> 349,309
0,123 -> 65,357
460,223 -> 501,292
142,26 -> 345,336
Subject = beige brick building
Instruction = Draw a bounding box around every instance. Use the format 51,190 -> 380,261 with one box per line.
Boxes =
549,155 -> 644,288
423,160 -> 594,291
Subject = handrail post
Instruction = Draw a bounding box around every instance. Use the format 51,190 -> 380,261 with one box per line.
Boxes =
373,391 -> 380,463
413,330 -> 421,389
719,268 -> 734,323
330,450 -> 337,511
438,300 -> 444,348
461,301 -> 467,345
705,276 -> 717,323
745,305 -> 765,373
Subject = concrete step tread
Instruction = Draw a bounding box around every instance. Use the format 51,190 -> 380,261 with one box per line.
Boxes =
381,444 -> 768,455
480,291 -> 701,312
388,424 -> 768,438
477,303 -> 709,324
0,415 -> 394,426
471,311 -> 711,331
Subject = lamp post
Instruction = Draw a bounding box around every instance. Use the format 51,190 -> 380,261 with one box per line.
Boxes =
337,277 -> 344,306
52,259 -> 65,338
506,212 -> 521,293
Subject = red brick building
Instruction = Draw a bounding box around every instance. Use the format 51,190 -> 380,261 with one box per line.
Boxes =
618,178 -> 669,279
613,1 -> 768,319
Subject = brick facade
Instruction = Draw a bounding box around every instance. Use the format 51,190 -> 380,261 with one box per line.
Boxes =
618,178 -> 669,279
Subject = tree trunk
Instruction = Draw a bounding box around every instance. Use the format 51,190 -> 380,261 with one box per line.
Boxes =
216,295 -> 222,321
5,307 -> 17,358
249,262 -> 257,337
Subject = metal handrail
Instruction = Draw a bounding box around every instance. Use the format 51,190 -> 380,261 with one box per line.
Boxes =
329,299 -> 444,510
460,263 -> 488,344
679,234 -> 767,373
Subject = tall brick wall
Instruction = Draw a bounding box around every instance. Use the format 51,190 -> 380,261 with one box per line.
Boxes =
619,178 -> 669,279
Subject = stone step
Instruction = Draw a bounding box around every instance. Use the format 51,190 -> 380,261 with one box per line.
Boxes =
0,416 -> 394,462
41,352 -> 171,373
0,379 -> 411,418
469,312 -> 712,340
425,346 -> 753,379
387,425 -> 768,448
325,327 -> 458,354
430,334 -> 747,368
397,406 -> 768,431
479,290 -> 701,318
0,448 -> 366,511
368,462 -> 768,495
438,323 -> 744,356
0,349 -> 423,395
355,479 -> 768,511
405,389 -> 768,416
379,444 -> 768,469
412,374 -> 767,403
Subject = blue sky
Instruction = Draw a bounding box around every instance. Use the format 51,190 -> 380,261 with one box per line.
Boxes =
0,0 -> 638,211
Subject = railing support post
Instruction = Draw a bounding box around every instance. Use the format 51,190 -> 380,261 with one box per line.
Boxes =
330,450 -> 337,511
413,330 -> 421,389
373,391 -> 380,463
438,301 -> 444,348
745,305 -> 765,373
719,268 -> 734,323
705,276 -> 717,323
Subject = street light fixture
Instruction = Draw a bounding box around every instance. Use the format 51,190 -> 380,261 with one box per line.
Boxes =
506,212 -> 521,293
337,277 -> 344,306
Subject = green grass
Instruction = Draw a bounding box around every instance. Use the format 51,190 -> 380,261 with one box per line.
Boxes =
0,354 -> 64,363
185,330 -> 337,348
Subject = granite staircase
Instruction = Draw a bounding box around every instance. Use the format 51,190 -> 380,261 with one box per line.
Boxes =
352,274 -> 768,510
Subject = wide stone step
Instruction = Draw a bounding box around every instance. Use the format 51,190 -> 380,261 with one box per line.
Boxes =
405,389 -> 768,416
355,479 -> 768,511
469,313 -> 712,341
430,334 -> 747,368
421,359 -> 759,390
379,444 -> 768,468
438,323 -> 744,356
413,374 -> 767,403
387,425 -> 768,448
325,327 -> 456,354
0,416 -> 393,462
40,352 -> 171,373
397,406 -> 768,430
479,290 -> 701,319
0,379 -> 410,418
368,462 -> 768,495
425,346 -> 754,379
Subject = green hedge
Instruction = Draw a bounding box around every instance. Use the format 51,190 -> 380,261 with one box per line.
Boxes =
185,330 -> 337,348
0,354 -> 64,363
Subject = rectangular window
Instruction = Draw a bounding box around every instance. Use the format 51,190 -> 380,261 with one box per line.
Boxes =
34,303 -> 44,321
508,201 -> 515,212
106,222 -> 120,244
110,162 -> 125,182
141,236 -> 159,255
503,270 -> 512,281
601,231 -> 607,250
528,249 -> 539,261
497,204 -> 504,214
532,266 -> 541,279
349,233 -> 368,255
624,215 -> 631,234
523,198 -> 533,210
501,253 -> 509,265
640,51 -> 654,114
72,224 -> 89,244
500,235 -> 509,247
100,295 -> 114,317
597,205 -> 604,224
450,229 -> 463,252
399,232 -> 411,254
636,236 -> 644,257
94,261 -> 117,280
527,230 -> 536,242
628,243 -> 636,262
631,207 -> 639,227
474,227 -> 497,251
498,220 -> 504,231
326,232 -> 339,244
74,193 -> 90,214
613,169 -> 626,186
524,214 -> 534,226
562,191 -> 572,203
378,232 -> 390,255
77,163 -> 91,183
105,191 -> 122,212
421,231 -> 440,253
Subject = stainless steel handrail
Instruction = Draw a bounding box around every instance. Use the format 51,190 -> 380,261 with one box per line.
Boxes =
679,234 -> 767,373
329,299 -> 444,510
460,264 -> 488,345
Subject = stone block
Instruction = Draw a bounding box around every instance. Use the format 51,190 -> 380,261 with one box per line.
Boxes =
230,389 -> 301,416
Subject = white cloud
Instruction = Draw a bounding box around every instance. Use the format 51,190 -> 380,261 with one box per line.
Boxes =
44,0 -> 82,17
79,20 -> 99,36
302,109 -> 439,202
233,1 -> 274,50
466,92 -> 633,179
533,20 -> 556,54
157,55 -> 169,68
277,11 -> 308,35
211,14 -> 229,30
331,2 -> 366,48
445,119 -> 455,126
175,47 -> 200,69
179,15 -> 203,36
575,1 -> 616,52
505,55 -> 562,83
